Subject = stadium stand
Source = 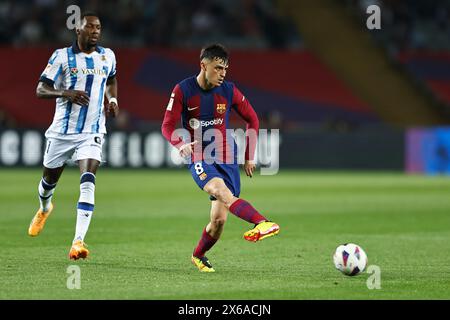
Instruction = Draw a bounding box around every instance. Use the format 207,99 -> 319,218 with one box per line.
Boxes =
0,0 -> 448,129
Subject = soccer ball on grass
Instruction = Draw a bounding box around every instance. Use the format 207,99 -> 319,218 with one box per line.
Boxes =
333,243 -> 367,276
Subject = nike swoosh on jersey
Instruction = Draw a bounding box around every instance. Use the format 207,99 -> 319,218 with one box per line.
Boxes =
187,106 -> 199,111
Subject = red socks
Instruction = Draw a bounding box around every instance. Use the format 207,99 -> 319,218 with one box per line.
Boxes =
193,228 -> 218,258
229,199 -> 267,224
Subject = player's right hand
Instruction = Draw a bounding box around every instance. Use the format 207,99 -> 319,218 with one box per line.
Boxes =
63,90 -> 90,106
244,160 -> 256,178
179,140 -> 198,158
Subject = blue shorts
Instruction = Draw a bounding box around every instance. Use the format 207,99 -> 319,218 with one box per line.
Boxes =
189,161 -> 241,199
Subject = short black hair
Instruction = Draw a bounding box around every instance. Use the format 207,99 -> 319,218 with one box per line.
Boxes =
81,12 -> 100,21
200,44 -> 229,64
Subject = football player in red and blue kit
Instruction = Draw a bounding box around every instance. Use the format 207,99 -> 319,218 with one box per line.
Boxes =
162,44 -> 280,272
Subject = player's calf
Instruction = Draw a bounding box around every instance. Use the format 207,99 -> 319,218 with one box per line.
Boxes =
73,172 -> 95,243
208,217 -> 226,238
38,177 -> 56,213
193,228 -> 218,260
229,198 -> 268,225
29,177 -> 57,236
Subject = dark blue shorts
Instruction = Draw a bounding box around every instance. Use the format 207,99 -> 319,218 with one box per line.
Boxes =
189,161 -> 241,199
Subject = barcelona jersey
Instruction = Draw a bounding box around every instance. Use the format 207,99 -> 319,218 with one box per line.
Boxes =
161,76 -> 259,164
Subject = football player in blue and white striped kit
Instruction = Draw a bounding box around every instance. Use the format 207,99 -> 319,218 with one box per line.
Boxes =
28,13 -> 119,260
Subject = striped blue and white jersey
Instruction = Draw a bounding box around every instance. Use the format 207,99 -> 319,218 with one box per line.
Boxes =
39,42 -> 116,136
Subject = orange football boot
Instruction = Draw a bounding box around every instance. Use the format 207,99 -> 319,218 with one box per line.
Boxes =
69,240 -> 89,260
28,203 -> 54,237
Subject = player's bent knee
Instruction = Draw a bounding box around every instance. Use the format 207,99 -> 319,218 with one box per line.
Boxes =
204,183 -> 221,198
210,188 -> 230,203
204,181 -> 230,199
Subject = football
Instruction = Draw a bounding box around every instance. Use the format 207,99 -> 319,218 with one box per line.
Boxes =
333,243 -> 367,276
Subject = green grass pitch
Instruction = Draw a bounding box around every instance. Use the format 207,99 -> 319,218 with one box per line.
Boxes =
1,168 -> 449,299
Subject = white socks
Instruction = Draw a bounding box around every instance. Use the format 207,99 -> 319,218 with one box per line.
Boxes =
38,178 -> 56,212
74,172 -> 96,243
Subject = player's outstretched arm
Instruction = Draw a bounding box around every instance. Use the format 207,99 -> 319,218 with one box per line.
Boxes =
36,81 -> 90,105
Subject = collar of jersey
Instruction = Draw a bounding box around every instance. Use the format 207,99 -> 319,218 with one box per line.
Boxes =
71,41 -> 102,54
192,76 -> 220,93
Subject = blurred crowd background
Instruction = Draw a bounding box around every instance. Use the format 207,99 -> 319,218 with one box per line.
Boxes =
1,0 -> 448,51
347,0 -> 450,53
0,0 -> 449,171
0,0 -> 301,48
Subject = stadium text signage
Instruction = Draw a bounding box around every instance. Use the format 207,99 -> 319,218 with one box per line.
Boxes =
0,129 -> 280,174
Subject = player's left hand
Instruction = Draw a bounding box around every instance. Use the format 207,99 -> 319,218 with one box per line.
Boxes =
106,102 -> 119,117
244,160 -> 256,178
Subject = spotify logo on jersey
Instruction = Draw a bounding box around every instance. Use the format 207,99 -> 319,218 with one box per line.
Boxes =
189,118 -> 201,129
189,118 -> 224,129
